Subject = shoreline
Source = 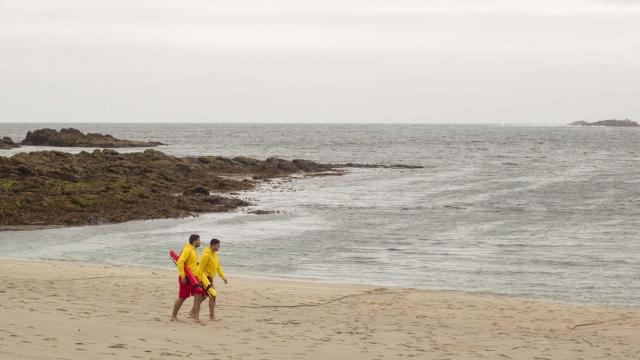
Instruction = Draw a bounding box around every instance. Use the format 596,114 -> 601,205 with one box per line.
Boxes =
1,259 -> 639,359
3,257 -> 640,311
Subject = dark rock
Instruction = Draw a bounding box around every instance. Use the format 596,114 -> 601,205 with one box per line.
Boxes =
20,128 -> 165,147
233,156 -> 261,167
0,149 -> 339,227
193,155 -> 334,176
292,159 -> 322,171
183,186 -> 210,196
0,137 -> 19,149
570,119 -> 638,127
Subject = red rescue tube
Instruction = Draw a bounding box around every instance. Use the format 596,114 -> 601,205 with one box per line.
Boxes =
169,250 -> 201,288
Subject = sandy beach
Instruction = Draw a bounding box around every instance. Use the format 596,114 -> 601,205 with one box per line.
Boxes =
0,260 -> 637,360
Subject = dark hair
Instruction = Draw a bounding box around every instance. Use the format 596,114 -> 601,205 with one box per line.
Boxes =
189,234 -> 200,244
210,238 -> 220,246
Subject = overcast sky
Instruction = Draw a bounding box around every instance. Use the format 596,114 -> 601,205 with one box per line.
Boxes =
1,0 -> 639,123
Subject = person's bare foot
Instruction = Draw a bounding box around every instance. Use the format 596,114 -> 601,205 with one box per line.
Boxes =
209,317 -> 221,321
170,316 -> 180,322
188,311 -> 194,318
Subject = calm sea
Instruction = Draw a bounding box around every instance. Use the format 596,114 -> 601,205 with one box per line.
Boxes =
1,123 -> 639,307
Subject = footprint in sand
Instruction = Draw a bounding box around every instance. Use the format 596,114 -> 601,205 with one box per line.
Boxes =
160,351 -> 190,357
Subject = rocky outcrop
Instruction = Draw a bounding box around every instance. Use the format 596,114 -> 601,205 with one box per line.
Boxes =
0,137 -> 20,150
194,156 -> 336,176
0,149 -> 338,226
570,119 -> 638,127
20,128 -> 164,147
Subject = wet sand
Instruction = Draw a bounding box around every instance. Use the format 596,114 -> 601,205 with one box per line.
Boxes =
0,259 -> 638,359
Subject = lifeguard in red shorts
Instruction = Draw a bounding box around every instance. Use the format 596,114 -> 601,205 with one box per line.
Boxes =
170,234 -> 205,322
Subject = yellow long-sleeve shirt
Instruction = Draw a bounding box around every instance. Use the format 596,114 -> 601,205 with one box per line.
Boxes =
198,246 -> 226,281
176,243 -> 198,279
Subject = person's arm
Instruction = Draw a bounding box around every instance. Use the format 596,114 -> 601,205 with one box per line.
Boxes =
217,260 -> 227,284
176,248 -> 190,281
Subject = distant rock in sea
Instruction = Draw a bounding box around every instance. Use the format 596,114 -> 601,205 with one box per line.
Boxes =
569,119 -> 638,127
20,128 -> 165,147
0,136 -> 20,149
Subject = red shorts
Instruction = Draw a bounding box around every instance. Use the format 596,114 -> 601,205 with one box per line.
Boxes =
178,276 -> 205,299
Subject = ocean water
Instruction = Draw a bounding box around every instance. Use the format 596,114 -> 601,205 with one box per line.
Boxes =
1,123 -> 639,307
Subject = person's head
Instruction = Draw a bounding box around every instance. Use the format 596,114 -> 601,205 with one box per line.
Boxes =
189,234 -> 201,248
210,238 -> 221,251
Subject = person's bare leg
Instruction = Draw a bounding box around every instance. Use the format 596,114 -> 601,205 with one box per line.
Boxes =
209,297 -> 218,320
192,295 -> 204,323
171,297 -> 185,321
188,301 -> 195,318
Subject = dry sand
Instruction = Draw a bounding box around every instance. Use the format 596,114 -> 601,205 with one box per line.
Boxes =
0,259 -> 638,360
